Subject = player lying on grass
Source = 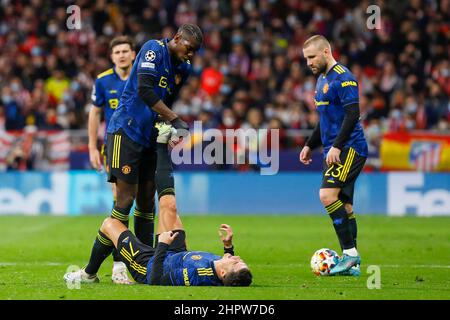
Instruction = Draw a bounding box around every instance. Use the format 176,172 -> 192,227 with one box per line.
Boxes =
64,215 -> 252,286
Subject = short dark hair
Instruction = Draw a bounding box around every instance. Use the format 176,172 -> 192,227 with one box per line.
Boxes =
109,35 -> 135,52
223,268 -> 253,287
178,24 -> 203,47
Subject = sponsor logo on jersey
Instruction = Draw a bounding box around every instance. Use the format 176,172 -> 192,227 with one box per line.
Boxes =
341,80 -> 357,87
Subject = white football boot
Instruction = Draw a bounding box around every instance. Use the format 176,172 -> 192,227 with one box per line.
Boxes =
111,262 -> 134,285
63,268 -> 99,284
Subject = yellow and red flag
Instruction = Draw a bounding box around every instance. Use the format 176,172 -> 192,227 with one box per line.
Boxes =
380,132 -> 450,171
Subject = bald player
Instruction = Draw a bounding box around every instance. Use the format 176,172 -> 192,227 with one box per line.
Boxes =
299,35 -> 368,276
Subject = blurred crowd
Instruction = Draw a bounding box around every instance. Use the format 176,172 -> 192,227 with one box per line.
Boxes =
0,0 -> 449,156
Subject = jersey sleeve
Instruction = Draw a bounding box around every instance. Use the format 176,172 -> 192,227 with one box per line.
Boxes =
137,40 -> 163,77
334,75 -> 359,107
91,79 -> 105,107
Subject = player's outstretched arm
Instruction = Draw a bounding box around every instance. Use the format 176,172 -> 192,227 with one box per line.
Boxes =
219,224 -> 235,255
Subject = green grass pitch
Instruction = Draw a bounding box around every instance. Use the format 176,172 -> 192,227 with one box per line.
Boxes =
0,215 -> 448,300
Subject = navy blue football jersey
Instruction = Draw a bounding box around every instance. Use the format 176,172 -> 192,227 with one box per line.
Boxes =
107,38 -> 192,148
91,68 -> 127,142
146,251 -> 223,286
314,63 -> 368,157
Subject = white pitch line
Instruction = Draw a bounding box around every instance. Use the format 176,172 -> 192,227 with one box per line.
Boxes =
380,264 -> 450,269
0,262 -> 66,266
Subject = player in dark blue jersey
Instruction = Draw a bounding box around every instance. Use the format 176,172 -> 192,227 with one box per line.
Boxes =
87,36 -> 136,284
299,35 -> 368,276
64,25 -> 204,285
66,208 -> 252,286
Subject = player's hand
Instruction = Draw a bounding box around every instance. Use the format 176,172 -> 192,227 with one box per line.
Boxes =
170,117 -> 189,137
158,231 -> 179,245
299,146 -> 312,165
169,128 -> 183,148
89,148 -> 102,171
326,147 -> 341,166
218,224 -> 233,248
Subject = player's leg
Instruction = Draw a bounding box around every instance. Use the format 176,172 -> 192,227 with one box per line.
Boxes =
155,140 -> 184,234
320,187 -> 356,254
134,178 -> 156,247
324,147 -> 365,274
338,185 -> 358,250
343,201 -> 357,249
100,217 -> 155,284
103,141 -> 130,276
154,122 -> 184,232
82,130 -> 139,281
320,148 -> 360,274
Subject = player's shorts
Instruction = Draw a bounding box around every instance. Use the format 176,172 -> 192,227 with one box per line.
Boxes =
117,230 -> 187,284
106,128 -> 156,184
321,146 -> 366,204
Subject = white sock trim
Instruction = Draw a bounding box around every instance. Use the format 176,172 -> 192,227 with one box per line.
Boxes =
343,248 -> 358,257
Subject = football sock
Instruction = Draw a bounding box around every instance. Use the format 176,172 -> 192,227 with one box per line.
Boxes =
111,205 -> 131,224
85,230 -> 114,275
347,212 -> 358,248
326,200 -> 356,251
343,247 -> 358,257
110,205 -> 130,262
134,208 -> 155,247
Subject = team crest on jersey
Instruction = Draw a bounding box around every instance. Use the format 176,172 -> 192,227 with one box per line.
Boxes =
323,83 -> 329,93
145,50 -> 156,61
122,165 -> 131,174
191,255 -> 202,260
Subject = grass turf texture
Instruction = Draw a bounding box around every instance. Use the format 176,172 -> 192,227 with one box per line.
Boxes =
0,215 -> 448,300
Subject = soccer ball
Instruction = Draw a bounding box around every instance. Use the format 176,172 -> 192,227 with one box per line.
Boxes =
310,248 -> 340,276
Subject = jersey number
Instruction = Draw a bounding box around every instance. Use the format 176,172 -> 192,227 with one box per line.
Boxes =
325,163 -> 344,178
108,98 -> 119,109
159,76 -> 168,88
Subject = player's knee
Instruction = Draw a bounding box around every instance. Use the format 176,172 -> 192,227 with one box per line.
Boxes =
100,217 -> 113,234
319,189 -> 338,206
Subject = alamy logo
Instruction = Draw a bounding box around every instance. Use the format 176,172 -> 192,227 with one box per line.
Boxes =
170,121 -> 280,175
366,5 -> 381,30
66,5 -> 81,30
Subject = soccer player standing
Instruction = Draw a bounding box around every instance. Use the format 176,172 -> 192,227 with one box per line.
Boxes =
88,36 -> 136,284
64,24 -> 203,284
299,35 -> 368,275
